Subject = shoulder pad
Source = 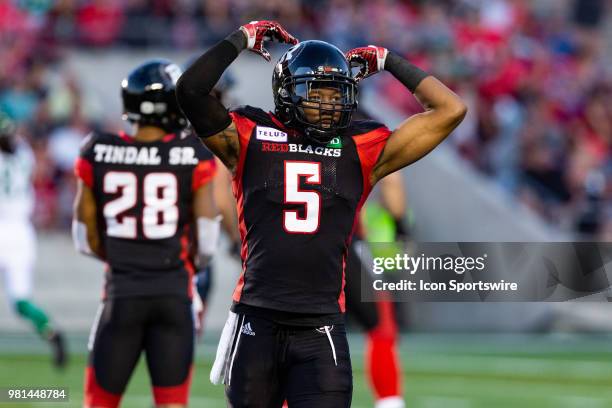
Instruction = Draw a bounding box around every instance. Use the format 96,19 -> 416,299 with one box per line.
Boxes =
344,120 -> 389,138
79,131 -> 100,156
79,131 -> 126,156
231,105 -> 277,127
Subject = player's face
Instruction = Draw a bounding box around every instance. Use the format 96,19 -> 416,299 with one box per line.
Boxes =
300,86 -> 343,129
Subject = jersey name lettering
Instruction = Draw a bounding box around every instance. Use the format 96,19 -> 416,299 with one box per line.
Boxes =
93,145 -> 199,166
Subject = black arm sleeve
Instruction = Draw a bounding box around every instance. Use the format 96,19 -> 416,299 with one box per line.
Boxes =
384,51 -> 430,93
176,30 -> 247,138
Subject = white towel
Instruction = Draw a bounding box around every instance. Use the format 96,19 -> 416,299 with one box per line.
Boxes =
210,310 -> 239,385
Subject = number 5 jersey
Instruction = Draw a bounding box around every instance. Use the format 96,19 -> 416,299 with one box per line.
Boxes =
74,132 -> 216,299
229,106 -> 391,319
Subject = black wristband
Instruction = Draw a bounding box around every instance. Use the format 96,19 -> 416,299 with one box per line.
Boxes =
226,29 -> 247,53
384,51 -> 430,93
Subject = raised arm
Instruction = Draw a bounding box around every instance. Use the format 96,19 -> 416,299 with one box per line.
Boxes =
176,21 -> 298,173
346,46 -> 467,185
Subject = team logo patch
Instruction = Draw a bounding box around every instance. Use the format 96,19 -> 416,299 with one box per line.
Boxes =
241,322 -> 256,336
256,126 -> 287,142
326,137 -> 342,149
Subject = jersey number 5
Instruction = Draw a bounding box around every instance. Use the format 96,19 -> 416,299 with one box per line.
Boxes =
283,161 -> 321,234
103,172 -> 178,239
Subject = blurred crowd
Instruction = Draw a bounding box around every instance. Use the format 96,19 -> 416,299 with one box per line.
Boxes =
0,0 -> 610,237
368,0 -> 612,239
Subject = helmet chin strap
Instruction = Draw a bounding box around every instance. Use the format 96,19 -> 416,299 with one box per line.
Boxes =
294,105 -> 337,144
275,91 -> 351,145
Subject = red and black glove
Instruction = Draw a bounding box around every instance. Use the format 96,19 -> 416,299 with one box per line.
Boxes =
240,20 -> 299,61
345,45 -> 389,82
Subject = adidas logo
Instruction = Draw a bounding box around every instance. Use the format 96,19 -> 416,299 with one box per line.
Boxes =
241,322 -> 255,336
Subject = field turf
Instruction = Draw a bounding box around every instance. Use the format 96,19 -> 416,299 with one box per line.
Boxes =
1,333 -> 612,407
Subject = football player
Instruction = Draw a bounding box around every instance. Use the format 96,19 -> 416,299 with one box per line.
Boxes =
0,112 -> 66,368
73,59 -> 219,408
202,68 -> 408,406
212,145 -> 408,408
177,21 -> 466,407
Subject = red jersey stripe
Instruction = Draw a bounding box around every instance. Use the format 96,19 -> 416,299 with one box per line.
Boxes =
229,112 -> 256,303
180,225 -> 195,299
340,126 -> 393,311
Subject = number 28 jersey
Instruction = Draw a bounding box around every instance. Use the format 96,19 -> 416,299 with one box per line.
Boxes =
74,131 -> 216,299
229,106 -> 391,315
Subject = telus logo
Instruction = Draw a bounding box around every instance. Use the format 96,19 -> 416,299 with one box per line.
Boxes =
256,126 -> 288,142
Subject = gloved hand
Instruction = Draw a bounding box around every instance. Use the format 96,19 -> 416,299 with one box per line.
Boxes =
345,45 -> 389,82
240,20 -> 299,61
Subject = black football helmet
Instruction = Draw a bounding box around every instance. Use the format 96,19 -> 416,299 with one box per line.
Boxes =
272,40 -> 358,144
121,59 -> 187,132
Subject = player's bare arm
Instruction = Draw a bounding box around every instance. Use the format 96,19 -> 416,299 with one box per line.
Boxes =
380,172 -> 407,221
72,180 -> 103,259
176,21 -> 298,173
372,77 -> 466,182
193,173 -> 221,267
194,178 -> 218,220
346,46 -> 467,185
212,158 -> 240,244
203,122 -> 240,171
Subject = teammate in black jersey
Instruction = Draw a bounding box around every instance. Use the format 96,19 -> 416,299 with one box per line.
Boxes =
73,59 -> 219,408
177,21 -> 466,408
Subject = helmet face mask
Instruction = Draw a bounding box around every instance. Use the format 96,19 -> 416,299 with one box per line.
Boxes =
273,41 -> 358,144
121,59 -> 188,133
293,76 -> 356,135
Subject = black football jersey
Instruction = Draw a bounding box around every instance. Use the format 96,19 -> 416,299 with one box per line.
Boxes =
75,131 -> 216,298
228,106 -> 391,317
